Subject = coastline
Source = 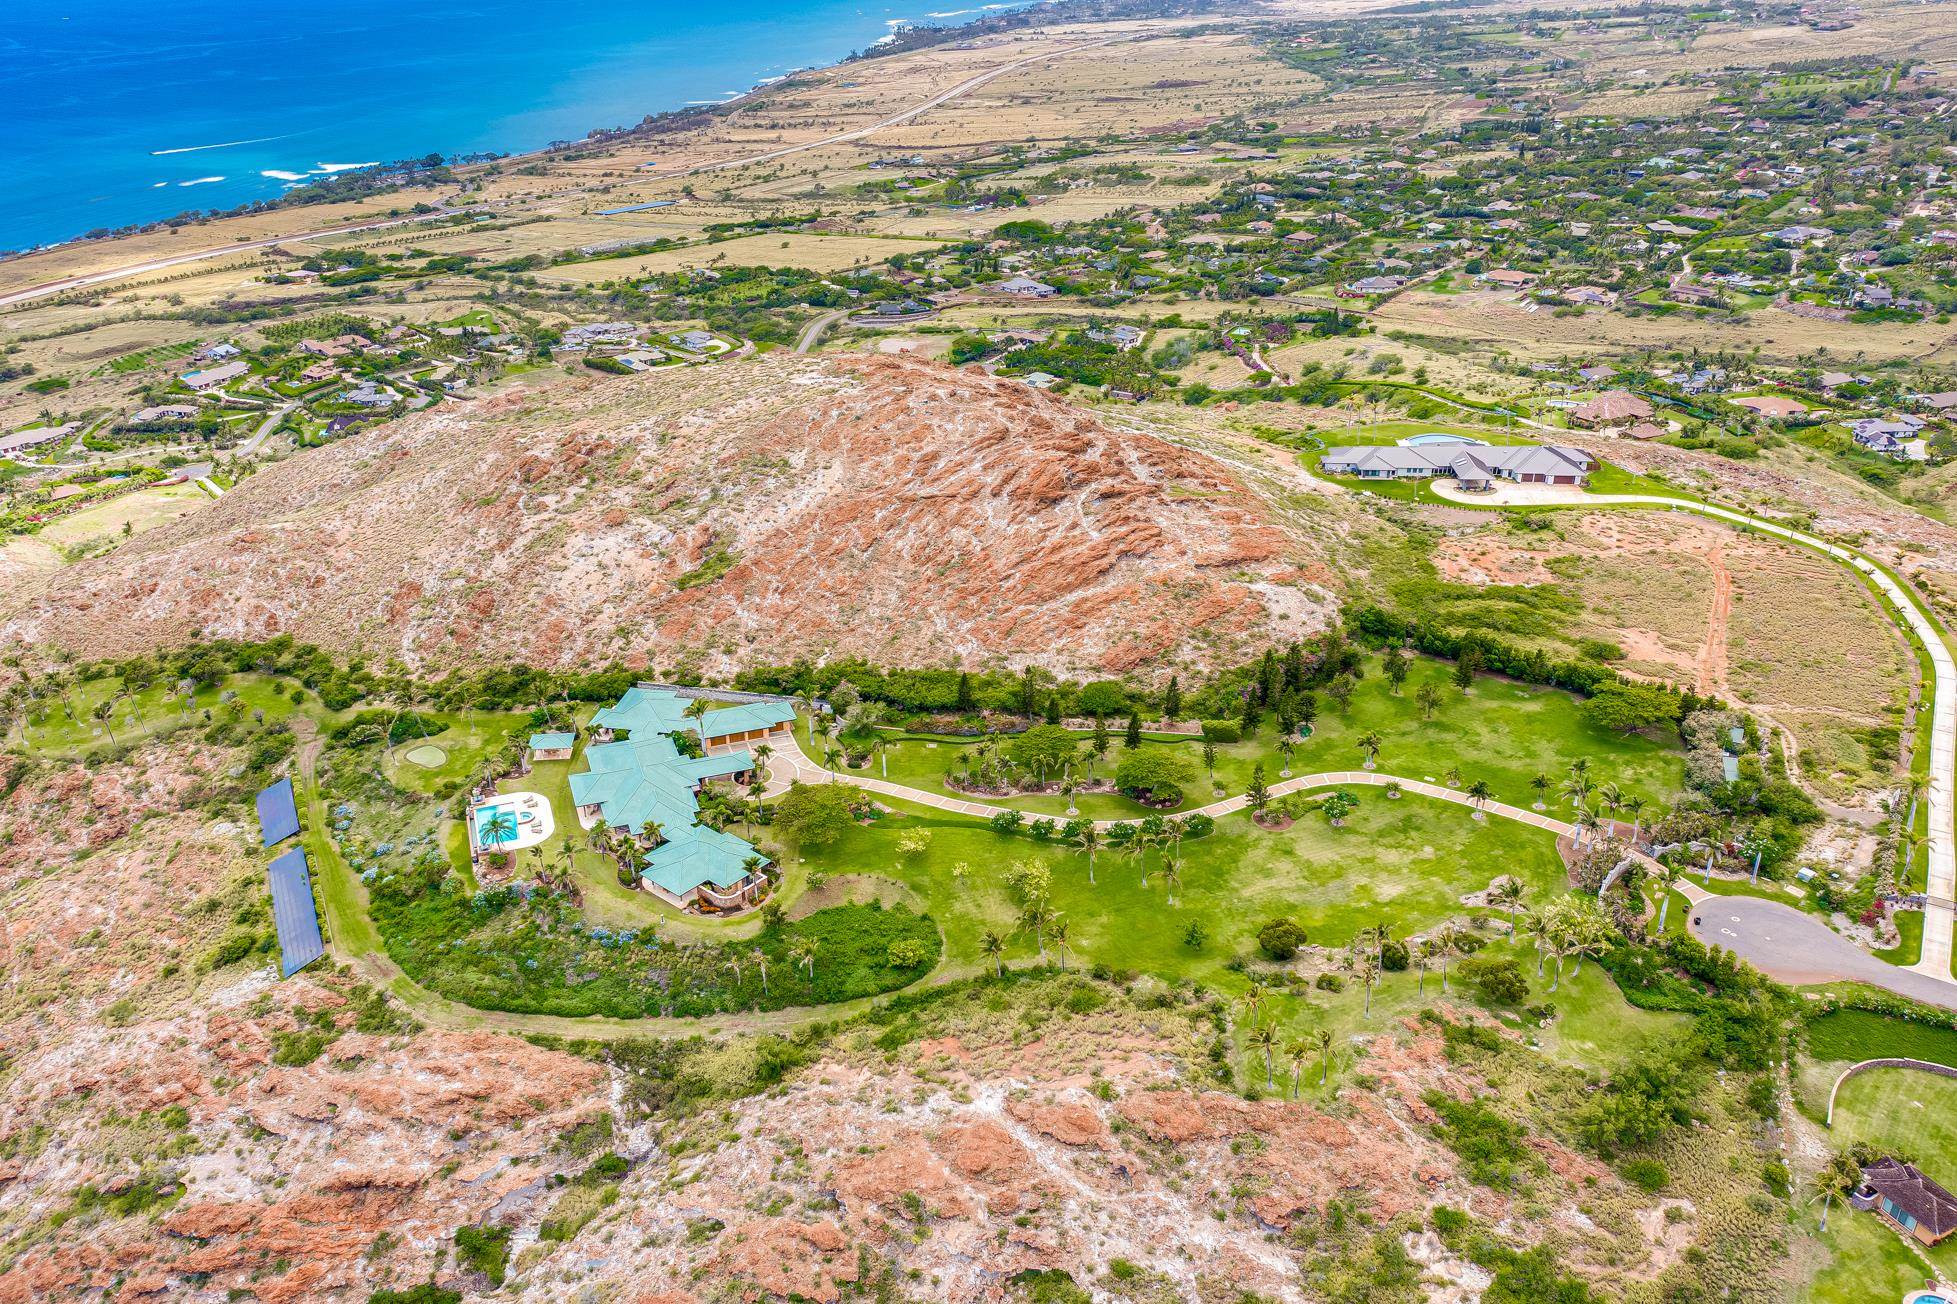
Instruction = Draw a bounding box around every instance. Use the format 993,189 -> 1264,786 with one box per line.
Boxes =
5,0 -> 1054,260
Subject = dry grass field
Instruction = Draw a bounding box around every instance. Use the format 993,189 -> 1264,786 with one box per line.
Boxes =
1431,510 -> 1909,797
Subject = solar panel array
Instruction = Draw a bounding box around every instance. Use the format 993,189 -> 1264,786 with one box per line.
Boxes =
267,846 -> 325,978
255,777 -> 300,847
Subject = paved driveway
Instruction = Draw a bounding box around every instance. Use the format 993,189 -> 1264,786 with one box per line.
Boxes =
1685,890 -> 1957,1009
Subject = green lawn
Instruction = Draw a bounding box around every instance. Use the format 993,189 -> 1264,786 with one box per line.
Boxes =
1823,1066 -> 1957,1285
18,671 -> 312,756
1807,1010 -> 1957,1070
1799,1202 -> 1931,1304
1829,1067 -> 1957,1171
820,653 -> 1684,820
826,787 -> 1571,982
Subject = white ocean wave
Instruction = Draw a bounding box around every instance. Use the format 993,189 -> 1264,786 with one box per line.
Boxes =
178,175 -> 225,186
261,169 -> 308,181
151,134 -> 286,156
313,161 -> 378,173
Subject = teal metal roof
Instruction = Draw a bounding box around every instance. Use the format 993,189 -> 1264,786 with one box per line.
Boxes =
529,731 -> 576,750
590,686 -> 693,737
698,701 -> 795,738
644,825 -> 765,897
569,690 -> 772,892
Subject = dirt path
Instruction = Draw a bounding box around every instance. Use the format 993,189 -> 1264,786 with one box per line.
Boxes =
1697,536 -> 1733,697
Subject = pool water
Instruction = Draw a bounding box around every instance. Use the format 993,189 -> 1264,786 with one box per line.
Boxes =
1400,433 -> 1488,447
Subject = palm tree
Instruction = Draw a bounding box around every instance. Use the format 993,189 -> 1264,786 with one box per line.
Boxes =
1465,778 -> 1494,819
1315,1027 -> 1335,1084
1240,982 -> 1268,1029
1070,821 -> 1103,887
1530,771 -> 1552,811
1161,857 -> 1183,907
1573,804 -> 1602,850
1599,782 -> 1624,834
1357,952 -> 1380,1016
1249,1022 -> 1279,1090
1019,902 -> 1052,962
1287,1038 -> 1310,1098
478,809 -> 518,848
1622,794 -> 1647,847
1491,879 -> 1526,936
1416,937 -> 1439,995
751,947 -> 769,995
1654,861 -> 1685,930
1561,772 -> 1595,811
1357,729 -> 1382,770
980,929 -> 1007,978
1524,909 -> 1552,976
790,938 -> 818,980
1278,736 -> 1295,779
1050,917 -> 1071,971
1129,824 -> 1155,889
1434,923 -> 1459,993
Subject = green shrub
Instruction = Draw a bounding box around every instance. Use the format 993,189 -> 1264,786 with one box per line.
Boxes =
1199,719 -> 1241,743
1458,954 -> 1530,1005
1620,1158 -> 1669,1192
1257,918 -> 1308,961
453,1224 -> 511,1286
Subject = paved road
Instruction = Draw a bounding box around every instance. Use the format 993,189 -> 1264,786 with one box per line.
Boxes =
1681,884 -> 1957,1009
237,401 -> 296,458
1436,481 -> 1957,988
794,309 -> 852,355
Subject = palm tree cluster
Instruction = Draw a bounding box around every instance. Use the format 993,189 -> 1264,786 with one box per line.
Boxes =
1518,894 -> 1615,992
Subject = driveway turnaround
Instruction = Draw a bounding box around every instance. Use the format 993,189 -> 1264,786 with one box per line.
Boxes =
1682,885 -> 1957,1010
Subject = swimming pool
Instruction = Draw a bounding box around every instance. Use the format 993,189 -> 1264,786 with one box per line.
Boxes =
471,789 -> 554,852
1399,433 -> 1488,447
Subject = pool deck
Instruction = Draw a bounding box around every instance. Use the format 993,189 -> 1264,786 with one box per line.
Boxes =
470,789 -> 555,852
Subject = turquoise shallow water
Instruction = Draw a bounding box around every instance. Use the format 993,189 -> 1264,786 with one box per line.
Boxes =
2,0 -> 999,253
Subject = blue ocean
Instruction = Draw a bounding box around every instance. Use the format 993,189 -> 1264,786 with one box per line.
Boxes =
0,0 -> 1013,254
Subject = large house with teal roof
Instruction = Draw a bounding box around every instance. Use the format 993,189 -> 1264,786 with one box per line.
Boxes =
569,688 -> 793,911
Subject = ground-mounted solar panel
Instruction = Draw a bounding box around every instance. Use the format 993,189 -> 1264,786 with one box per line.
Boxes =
256,777 -> 300,847
267,846 -> 325,979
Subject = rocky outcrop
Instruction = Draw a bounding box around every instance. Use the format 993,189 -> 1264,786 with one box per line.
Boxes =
0,355 -> 1336,678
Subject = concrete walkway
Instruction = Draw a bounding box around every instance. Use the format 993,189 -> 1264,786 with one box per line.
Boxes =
770,725 -> 1585,836
1432,481 -> 1957,988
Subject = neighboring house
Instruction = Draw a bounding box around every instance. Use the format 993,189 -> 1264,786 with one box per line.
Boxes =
1731,395 -> 1808,419
528,731 -> 576,764
1319,441 -> 1594,489
996,275 -> 1057,298
1344,275 -> 1409,295
182,360 -> 249,392
1860,1157 -> 1957,1246
1850,417 -> 1925,453
1570,390 -> 1655,428
0,424 -> 76,457
128,404 -> 199,425
1480,268 -> 1538,288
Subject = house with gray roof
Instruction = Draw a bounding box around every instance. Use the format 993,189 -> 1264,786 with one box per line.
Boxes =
1319,441 -> 1594,491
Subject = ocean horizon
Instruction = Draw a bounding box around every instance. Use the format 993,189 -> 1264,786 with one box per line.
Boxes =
0,0 -> 1024,255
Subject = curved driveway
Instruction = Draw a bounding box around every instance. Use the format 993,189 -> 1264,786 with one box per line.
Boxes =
1432,482 -> 1955,987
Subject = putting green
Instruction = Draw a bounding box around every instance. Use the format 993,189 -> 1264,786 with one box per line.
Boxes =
403,744 -> 448,768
